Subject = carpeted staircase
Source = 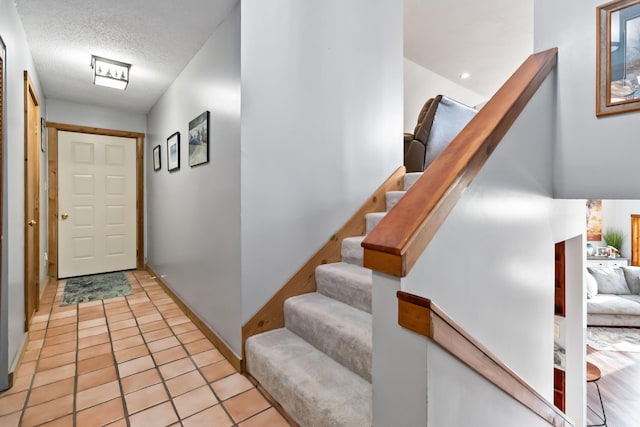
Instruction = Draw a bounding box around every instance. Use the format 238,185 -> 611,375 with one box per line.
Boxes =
245,172 -> 422,427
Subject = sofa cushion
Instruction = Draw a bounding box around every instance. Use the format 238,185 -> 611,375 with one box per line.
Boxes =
587,267 -> 631,294
586,271 -> 598,299
621,266 -> 640,294
587,294 -> 640,315
588,313 -> 640,327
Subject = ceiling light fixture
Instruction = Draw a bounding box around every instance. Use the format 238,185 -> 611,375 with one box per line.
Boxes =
460,72 -> 471,80
91,55 -> 130,90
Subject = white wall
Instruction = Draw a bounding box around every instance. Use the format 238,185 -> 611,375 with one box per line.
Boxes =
427,343 -> 546,426
0,0 -> 46,389
406,75 -> 557,393
240,0 -> 403,323
549,199 -> 588,427
403,58 -> 486,133
146,5 -> 241,355
46,99 -> 146,134
563,235 -> 586,427
387,72 -> 583,424
535,0 -> 640,199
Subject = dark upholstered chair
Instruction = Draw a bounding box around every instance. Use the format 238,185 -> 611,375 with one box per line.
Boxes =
404,95 -> 478,172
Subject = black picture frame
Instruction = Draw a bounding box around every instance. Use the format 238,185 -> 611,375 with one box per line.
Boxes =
167,132 -> 180,172
188,111 -> 210,167
40,117 -> 46,152
153,145 -> 161,171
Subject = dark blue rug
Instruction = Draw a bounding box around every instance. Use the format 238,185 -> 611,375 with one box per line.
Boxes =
61,271 -> 133,306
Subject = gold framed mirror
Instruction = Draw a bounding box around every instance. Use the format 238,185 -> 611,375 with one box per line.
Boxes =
597,0 -> 640,116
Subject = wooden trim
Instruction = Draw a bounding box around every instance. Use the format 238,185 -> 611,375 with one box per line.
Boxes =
45,122 -> 144,138
23,71 -> 40,330
7,330 -> 29,390
555,241 -> 566,317
134,135 -> 144,270
362,48 -> 558,277
46,122 -> 145,277
631,215 -> 640,266
397,292 -> 574,427
246,372 -> 300,427
146,265 -> 242,372
47,127 -> 58,278
241,166 -> 406,367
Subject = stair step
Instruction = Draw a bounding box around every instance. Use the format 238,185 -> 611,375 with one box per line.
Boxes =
341,235 -> 365,266
246,328 -> 372,427
385,190 -> 405,211
285,293 -> 372,381
316,262 -> 372,313
404,172 -> 423,190
365,211 -> 387,234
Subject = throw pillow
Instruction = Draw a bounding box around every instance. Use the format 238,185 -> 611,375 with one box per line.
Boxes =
587,267 -> 631,295
585,271 -> 598,299
621,266 -> 640,294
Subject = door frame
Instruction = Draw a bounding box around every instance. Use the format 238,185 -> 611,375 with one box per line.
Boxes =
632,214 -> 640,266
47,122 -> 145,278
23,71 -> 39,330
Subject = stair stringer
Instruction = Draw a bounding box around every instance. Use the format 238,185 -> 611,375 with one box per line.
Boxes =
242,166 -> 405,358
245,170 -> 423,426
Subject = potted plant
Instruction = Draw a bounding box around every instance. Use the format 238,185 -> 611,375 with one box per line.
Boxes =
603,228 -> 624,257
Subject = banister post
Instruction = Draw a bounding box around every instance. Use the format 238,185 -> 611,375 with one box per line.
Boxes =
372,272 -> 428,426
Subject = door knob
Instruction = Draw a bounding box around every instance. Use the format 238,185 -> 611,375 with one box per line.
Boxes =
61,213 -> 69,220
28,220 -> 36,226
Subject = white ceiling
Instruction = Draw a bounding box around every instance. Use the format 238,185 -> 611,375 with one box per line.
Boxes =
15,0 -> 532,114
404,0 -> 534,99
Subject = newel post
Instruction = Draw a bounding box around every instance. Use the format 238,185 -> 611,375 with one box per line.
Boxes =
371,272 -> 428,426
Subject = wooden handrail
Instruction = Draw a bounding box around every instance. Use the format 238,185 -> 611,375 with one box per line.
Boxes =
397,291 -> 574,426
362,48 -> 558,277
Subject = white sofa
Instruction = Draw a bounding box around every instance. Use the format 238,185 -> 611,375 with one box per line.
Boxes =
586,265 -> 640,327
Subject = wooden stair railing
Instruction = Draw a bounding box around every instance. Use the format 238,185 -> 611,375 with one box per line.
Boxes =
397,292 -> 574,426
362,48 -> 558,278
365,48 -> 567,425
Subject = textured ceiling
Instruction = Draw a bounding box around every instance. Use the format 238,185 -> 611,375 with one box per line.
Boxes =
15,0 -> 238,113
15,0 -> 531,114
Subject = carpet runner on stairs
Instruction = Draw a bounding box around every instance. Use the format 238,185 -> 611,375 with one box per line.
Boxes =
245,172 -> 422,427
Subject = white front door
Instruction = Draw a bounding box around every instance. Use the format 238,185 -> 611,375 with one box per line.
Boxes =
58,131 -> 137,278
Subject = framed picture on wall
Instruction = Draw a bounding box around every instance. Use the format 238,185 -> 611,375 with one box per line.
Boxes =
586,199 -> 603,241
40,117 -> 46,152
597,0 -> 640,116
167,132 -> 180,172
153,145 -> 161,171
188,111 -> 209,167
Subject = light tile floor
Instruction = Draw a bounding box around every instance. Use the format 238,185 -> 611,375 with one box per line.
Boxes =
0,270 -> 292,426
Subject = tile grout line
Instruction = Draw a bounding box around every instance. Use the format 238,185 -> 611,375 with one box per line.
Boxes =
7,271 -> 292,426
101,289 -> 132,427
132,270 -> 235,424
137,270 -> 292,426
71,289 -> 80,427
124,270 -> 179,424
16,282 -> 59,426
134,270 -> 245,425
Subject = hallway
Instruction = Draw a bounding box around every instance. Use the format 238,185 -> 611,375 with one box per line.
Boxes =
0,270 -> 291,426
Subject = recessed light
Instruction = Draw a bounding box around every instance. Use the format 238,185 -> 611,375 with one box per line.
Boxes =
460,72 -> 471,80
